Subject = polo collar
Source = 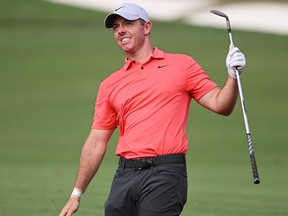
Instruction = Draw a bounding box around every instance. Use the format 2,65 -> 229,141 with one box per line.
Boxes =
123,47 -> 165,71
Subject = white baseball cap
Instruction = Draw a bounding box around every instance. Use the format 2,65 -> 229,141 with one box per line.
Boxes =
104,3 -> 149,28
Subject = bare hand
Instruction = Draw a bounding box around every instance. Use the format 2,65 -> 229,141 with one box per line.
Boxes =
59,197 -> 80,216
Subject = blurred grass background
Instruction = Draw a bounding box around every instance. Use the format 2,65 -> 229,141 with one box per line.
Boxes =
0,0 -> 287,215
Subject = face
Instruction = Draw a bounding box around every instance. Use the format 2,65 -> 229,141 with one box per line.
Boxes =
112,17 -> 151,54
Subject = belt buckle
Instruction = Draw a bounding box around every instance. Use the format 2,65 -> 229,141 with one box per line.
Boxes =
132,158 -> 154,171
132,159 -> 145,170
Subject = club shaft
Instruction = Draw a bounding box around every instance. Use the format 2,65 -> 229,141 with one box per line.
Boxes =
228,32 -> 234,47
210,9 -> 260,184
214,12 -> 260,184
228,31 -> 260,184
235,68 -> 250,134
236,69 -> 260,184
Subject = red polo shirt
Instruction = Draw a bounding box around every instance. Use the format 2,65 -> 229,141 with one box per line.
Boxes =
92,48 -> 217,159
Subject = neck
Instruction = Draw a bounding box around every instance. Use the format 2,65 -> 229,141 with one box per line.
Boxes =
126,43 -> 154,64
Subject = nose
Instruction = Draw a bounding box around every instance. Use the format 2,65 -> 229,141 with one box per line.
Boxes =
117,24 -> 126,34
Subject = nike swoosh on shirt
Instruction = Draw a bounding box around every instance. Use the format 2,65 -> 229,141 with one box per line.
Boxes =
158,64 -> 169,68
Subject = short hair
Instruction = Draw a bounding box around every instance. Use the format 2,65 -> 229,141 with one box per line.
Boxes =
139,18 -> 146,25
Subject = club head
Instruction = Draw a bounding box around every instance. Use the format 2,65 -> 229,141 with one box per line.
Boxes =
210,9 -> 229,21
210,9 -> 232,35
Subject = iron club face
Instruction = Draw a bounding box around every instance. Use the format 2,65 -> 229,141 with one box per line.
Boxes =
210,9 -> 233,44
210,9 -> 229,20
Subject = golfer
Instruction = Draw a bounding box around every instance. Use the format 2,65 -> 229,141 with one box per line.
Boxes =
59,3 -> 246,216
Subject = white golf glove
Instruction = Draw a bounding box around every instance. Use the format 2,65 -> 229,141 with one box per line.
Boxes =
226,44 -> 246,79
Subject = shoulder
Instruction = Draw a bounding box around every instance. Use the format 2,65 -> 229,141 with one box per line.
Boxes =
100,68 -> 124,86
164,52 -> 196,65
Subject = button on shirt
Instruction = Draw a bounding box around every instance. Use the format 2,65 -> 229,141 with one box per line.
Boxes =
92,48 -> 217,159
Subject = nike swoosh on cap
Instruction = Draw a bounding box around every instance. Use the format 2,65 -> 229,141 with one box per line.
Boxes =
115,6 -> 124,11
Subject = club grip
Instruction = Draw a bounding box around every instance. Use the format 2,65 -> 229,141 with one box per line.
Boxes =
247,133 -> 260,184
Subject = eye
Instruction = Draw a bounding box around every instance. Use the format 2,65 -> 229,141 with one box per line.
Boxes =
124,20 -> 133,26
112,24 -> 119,31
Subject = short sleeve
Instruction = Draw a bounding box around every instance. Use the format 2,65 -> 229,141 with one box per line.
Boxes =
91,82 -> 117,129
186,57 -> 218,102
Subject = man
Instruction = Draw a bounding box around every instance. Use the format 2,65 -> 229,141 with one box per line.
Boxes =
59,3 -> 246,216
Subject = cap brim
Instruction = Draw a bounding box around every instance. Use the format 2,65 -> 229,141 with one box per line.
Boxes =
104,12 -> 139,28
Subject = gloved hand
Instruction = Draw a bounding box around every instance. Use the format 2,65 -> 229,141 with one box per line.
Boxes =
226,44 -> 246,79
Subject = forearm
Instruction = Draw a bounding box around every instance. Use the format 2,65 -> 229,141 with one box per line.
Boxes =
73,129 -> 114,193
214,76 -> 239,115
202,43 -> 245,115
74,141 -> 106,192
59,129 -> 113,216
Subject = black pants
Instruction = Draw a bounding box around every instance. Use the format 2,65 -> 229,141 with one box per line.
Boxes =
105,156 -> 188,216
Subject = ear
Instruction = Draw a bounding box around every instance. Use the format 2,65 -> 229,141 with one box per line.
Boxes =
144,21 -> 152,35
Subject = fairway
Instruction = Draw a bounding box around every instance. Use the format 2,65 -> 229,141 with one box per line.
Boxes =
1,0 -> 288,215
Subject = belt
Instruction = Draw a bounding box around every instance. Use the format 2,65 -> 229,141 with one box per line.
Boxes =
118,154 -> 186,171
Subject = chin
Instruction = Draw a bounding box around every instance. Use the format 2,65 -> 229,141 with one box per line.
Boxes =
121,46 -> 134,53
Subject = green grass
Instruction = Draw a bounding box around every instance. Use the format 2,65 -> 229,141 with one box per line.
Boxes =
1,0 -> 288,215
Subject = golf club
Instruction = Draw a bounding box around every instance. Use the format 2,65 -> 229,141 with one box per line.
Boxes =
210,9 -> 260,184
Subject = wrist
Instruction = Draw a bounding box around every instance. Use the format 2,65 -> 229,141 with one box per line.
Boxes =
71,187 -> 83,200
227,68 -> 237,80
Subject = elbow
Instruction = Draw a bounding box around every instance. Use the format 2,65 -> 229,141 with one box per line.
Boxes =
221,111 -> 233,117
215,100 -> 237,116
220,110 -> 233,116
217,107 -> 234,116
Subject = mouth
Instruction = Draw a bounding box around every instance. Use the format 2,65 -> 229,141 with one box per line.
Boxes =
120,37 -> 130,43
